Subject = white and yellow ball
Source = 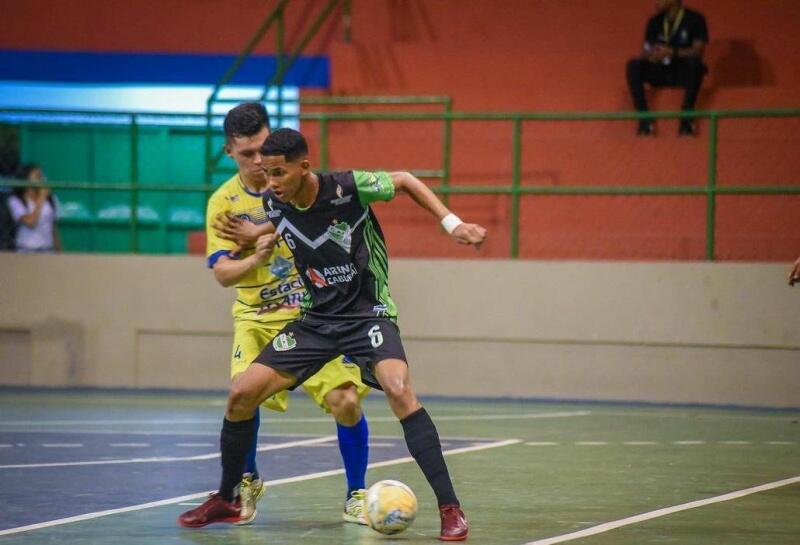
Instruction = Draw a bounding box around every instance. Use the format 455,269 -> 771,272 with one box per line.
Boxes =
364,480 -> 418,535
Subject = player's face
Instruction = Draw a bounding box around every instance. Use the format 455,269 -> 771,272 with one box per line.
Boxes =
224,126 -> 270,185
263,154 -> 308,203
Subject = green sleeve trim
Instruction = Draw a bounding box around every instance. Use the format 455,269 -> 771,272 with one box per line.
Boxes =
353,171 -> 395,207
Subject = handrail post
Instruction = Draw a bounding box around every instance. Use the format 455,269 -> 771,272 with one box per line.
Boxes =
441,99 -> 452,206
260,0 -> 342,102
204,100 -> 213,190
204,0 -> 289,189
705,114 -> 718,261
276,4 -> 285,129
320,116 -> 329,170
511,117 -> 522,259
342,0 -> 352,42
130,114 -> 139,253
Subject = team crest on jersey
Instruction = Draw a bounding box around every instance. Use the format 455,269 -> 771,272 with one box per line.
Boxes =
273,332 -> 296,352
269,254 -> 293,279
330,184 -> 352,206
326,220 -> 352,251
306,267 -> 329,288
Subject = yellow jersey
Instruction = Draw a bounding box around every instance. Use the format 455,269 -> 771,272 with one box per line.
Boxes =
206,174 -> 305,323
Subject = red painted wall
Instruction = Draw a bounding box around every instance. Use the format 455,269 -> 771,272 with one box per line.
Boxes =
4,0 -> 799,260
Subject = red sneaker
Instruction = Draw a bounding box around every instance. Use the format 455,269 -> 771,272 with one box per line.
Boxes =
178,493 -> 241,528
439,504 -> 469,541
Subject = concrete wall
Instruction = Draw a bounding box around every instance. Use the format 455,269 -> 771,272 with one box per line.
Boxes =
0,253 -> 797,407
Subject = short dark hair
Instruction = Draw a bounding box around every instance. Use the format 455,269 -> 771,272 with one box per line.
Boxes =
223,102 -> 270,142
260,128 -> 309,162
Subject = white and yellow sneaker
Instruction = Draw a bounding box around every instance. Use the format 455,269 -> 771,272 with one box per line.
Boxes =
235,474 -> 265,525
342,489 -> 368,525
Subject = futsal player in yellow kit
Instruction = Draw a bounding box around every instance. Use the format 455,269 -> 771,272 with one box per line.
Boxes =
202,102 -> 370,526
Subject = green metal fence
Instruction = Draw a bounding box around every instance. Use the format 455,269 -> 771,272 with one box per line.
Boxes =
2,107 -> 798,258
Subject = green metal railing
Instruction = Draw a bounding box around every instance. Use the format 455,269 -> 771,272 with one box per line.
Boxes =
305,108 -> 800,259
204,0 -> 347,188
3,107 -> 799,257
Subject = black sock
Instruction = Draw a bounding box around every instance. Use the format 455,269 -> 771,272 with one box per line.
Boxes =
400,407 -> 459,507
219,416 -> 258,501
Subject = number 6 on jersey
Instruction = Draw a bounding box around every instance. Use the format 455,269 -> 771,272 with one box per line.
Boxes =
368,325 -> 383,348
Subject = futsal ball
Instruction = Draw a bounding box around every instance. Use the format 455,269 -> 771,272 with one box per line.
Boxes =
364,479 -> 418,535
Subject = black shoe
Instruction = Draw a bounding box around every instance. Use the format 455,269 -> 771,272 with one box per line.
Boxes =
678,120 -> 697,136
637,120 -> 654,136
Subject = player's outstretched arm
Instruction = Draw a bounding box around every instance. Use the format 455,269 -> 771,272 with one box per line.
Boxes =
213,211 -> 275,246
789,256 -> 800,286
212,234 -> 278,287
390,171 -> 487,248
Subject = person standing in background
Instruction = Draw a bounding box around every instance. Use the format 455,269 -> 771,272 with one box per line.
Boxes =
8,164 -> 61,252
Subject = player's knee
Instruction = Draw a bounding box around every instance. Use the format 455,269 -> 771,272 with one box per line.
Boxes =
227,383 -> 258,419
327,385 -> 362,425
382,377 -> 414,406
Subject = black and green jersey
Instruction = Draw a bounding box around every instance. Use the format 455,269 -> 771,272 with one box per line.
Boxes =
263,170 -> 398,321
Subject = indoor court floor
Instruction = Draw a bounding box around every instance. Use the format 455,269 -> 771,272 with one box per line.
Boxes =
0,389 -> 797,544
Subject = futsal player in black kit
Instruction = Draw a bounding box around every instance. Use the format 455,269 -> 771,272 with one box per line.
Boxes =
178,128 -> 486,541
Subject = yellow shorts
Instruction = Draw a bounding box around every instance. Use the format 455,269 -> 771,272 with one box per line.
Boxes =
231,318 -> 369,413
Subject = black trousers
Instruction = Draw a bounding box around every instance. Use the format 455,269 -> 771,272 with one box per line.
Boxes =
626,57 -> 706,112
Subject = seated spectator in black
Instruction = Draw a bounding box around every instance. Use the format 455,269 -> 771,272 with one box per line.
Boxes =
0,183 -> 15,251
8,164 -> 61,252
626,0 -> 709,136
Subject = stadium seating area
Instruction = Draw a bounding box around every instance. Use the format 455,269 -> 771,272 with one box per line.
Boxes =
2,0 -> 798,259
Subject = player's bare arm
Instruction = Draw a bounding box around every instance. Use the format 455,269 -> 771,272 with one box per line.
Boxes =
389,171 -> 487,248
212,233 -> 278,287
789,256 -> 800,286
214,211 -> 275,246
212,233 -> 277,288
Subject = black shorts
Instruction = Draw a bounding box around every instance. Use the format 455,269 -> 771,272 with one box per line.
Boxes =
253,317 -> 407,390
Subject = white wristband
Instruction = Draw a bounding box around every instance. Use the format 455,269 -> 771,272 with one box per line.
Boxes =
440,213 -> 463,234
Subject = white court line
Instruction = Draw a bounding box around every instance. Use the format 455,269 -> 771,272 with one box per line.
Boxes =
624,441 -> 659,445
174,443 -> 214,447
0,437 -> 520,536
574,441 -> 607,446
41,443 -> 84,448
0,428 -> 507,443
0,444 -> 13,448
0,436 -> 336,469
524,474 -> 800,545
109,443 -> 150,448
673,441 -> 705,445
766,441 -> 795,445
719,441 -> 751,445
526,442 -> 560,446
0,411 -> 590,426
